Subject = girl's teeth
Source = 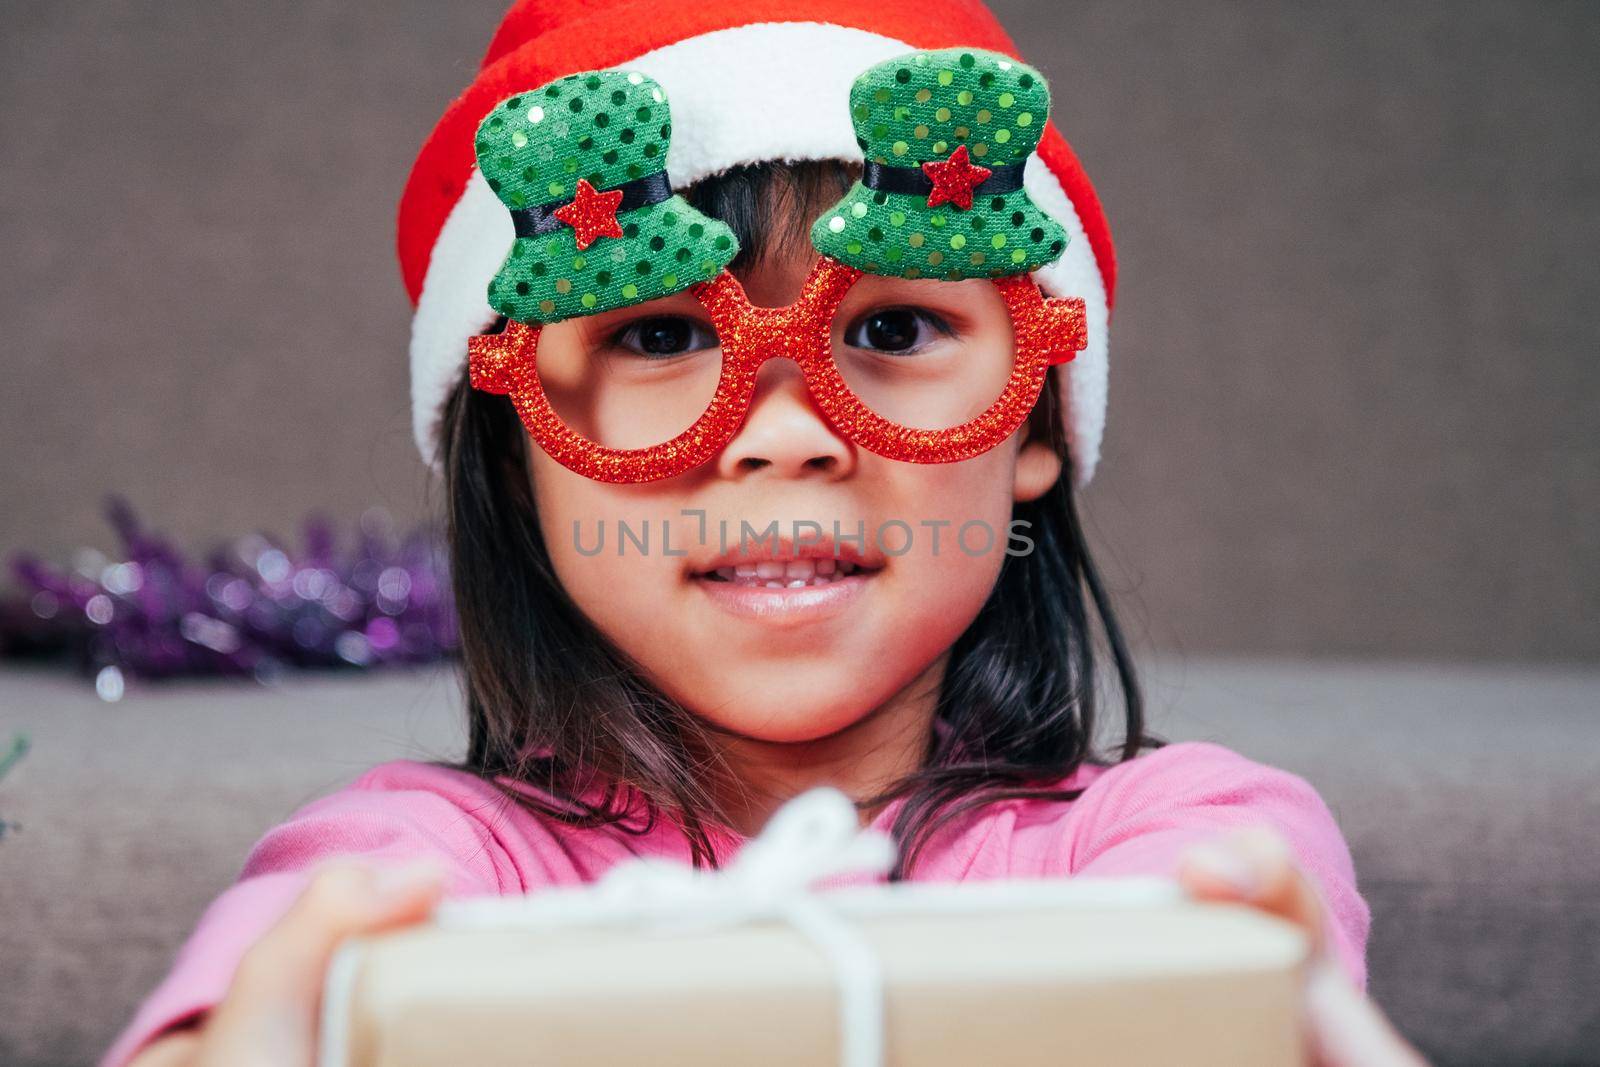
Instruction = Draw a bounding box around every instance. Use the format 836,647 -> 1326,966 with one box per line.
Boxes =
703,557 -> 871,587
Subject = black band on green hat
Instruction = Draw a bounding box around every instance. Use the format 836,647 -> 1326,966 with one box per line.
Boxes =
860,158 -> 1025,201
509,170 -> 673,239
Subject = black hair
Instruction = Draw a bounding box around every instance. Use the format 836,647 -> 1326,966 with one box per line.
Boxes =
439,160 -> 1158,877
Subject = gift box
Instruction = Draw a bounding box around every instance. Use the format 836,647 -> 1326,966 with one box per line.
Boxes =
320,790 -> 1309,1067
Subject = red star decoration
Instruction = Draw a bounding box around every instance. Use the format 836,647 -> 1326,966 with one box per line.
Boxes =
921,144 -> 993,211
552,179 -> 625,250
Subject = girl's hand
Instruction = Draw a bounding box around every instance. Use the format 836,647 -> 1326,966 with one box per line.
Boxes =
126,859 -> 446,1067
1179,828 -> 1429,1067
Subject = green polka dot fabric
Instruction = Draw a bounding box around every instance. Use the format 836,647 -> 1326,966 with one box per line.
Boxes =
811,48 -> 1068,280
475,70 -> 738,324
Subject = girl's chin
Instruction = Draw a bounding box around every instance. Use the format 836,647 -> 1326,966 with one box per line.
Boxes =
692,700 -> 883,745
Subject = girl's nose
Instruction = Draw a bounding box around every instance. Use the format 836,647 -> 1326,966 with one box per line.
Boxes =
714,359 -> 856,481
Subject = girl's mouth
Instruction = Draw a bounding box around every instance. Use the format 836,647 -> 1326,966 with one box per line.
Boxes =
687,540 -> 885,624
699,556 -> 872,588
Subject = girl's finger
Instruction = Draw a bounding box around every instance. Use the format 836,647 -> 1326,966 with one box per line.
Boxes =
197,859 -> 446,1067
1178,826 -> 1327,953
228,860 -> 444,1002
1305,961 -> 1432,1067
1179,835 -> 1431,1066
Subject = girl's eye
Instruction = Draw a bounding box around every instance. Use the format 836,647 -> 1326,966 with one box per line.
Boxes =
614,316 -> 717,358
843,307 -> 954,354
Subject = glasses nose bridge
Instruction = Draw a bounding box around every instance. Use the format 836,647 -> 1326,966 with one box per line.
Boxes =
734,298 -> 825,370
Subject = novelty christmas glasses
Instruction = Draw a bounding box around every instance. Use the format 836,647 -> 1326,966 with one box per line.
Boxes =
468,50 -> 1087,483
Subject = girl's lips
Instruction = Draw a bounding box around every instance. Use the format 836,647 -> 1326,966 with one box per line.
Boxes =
692,557 -> 877,624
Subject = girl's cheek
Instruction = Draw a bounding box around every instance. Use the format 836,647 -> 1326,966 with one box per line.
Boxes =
525,436 -> 1029,730
530,462 -> 679,584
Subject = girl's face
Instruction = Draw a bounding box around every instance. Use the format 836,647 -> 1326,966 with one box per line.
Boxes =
526,244 -> 1065,745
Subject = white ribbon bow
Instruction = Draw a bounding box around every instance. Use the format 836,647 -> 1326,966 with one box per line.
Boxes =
440,786 -> 899,1067
588,785 -> 897,918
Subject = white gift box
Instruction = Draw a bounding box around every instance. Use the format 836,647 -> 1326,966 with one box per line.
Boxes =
320,788 -> 1309,1067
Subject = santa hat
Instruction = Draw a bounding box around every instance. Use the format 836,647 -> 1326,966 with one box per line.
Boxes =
398,0 -> 1117,485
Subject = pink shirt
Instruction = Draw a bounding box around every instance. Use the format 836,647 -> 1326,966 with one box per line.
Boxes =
103,740 -> 1369,1066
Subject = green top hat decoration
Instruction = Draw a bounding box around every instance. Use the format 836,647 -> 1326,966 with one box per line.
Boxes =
476,69 -> 739,324
811,48 -> 1068,280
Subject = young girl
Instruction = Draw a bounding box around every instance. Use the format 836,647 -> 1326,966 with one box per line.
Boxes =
109,3 -> 1425,1065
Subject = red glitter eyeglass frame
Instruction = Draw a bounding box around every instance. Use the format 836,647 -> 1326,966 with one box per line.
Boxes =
467,256 -> 1087,484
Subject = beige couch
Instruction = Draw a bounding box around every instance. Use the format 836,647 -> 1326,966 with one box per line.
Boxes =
2,657 -> 1597,1066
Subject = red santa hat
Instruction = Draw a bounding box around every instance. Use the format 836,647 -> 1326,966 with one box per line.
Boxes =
398,0 -> 1117,485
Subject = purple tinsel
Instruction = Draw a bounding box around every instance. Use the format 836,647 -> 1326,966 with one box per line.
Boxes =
0,500 -> 457,696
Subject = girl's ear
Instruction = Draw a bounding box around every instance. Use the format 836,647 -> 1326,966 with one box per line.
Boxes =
1013,432 -> 1065,503
1013,387 -> 1066,502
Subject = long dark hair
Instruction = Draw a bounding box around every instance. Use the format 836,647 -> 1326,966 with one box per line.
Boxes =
438,161 -> 1158,878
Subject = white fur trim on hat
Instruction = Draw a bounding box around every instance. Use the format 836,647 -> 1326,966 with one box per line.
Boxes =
409,21 -> 1111,484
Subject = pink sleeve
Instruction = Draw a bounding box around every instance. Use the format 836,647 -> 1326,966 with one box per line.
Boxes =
100,761 -> 523,1067
1068,741 -> 1371,990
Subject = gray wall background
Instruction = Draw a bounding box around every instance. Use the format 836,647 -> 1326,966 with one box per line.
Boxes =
2,1 -> 1595,663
